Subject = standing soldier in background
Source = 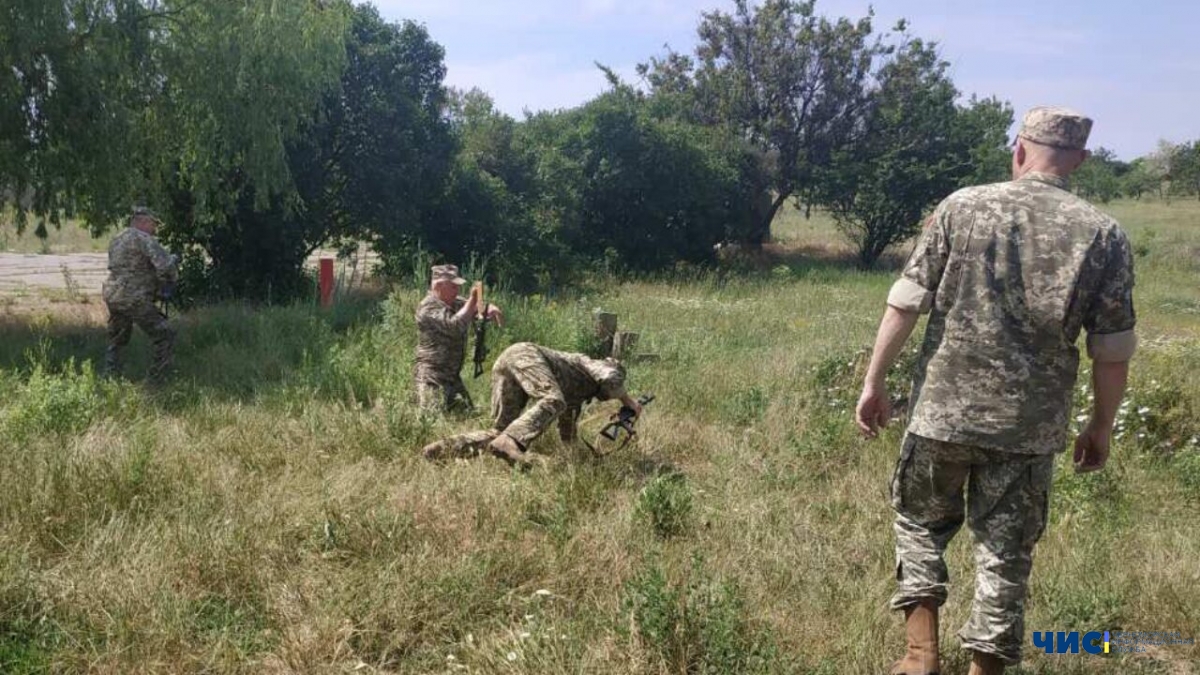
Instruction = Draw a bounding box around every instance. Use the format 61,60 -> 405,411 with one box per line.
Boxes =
414,264 -> 503,411
103,207 -> 179,385
855,107 -> 1137,675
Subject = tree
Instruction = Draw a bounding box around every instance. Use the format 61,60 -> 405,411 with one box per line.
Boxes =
0,0 -> 348,235
1169,141 -> 1200,201
161,4 -> 457,300
520,88 -> 761,274
954,96 -> 1014,187
817,39 -> 1010,267
640,0 -> 883,247
413,88 -> 547,289
1074,147 -> 1124,203
1143,140 -> 1178,200
1120,159 -> 1160,200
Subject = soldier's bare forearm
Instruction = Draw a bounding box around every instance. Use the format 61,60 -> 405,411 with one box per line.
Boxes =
865,305 -> 920,390
1089,360 -> 1129,431
454,295 -> 478,324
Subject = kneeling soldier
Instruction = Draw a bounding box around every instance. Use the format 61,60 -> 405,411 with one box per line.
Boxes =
422,342 -> 641,467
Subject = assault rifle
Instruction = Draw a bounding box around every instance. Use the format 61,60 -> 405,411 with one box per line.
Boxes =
471,282 -> 488,378
594,393 -> 654,453
159,255 -> 180,319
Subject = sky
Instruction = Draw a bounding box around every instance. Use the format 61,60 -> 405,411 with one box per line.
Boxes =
372,0 -> 1200,159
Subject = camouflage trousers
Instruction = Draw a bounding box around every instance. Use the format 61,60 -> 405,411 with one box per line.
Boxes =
415,371 -> 471,413
891,433 -> 1054,665
423,344 -> 578,459
105,298 -> 175,384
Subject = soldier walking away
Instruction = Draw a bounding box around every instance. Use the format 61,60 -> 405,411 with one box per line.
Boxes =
103,206 -> 179,385
855,107 -> 1137,675
421,342 -> 642,468
414,264 -> 503,412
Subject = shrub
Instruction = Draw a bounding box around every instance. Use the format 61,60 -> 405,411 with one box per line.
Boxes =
620,558 -> 779,674
634,472 -> 694,539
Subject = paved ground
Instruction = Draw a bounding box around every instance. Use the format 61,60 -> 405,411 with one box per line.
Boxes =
0,248 -> 378,298
0,253 -> 108,294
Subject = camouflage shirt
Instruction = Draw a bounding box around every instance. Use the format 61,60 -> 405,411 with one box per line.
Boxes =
103,227 -> 178,306
889,172 -> 1137,454
414,292 -> 472,385
530,344 -> 628,407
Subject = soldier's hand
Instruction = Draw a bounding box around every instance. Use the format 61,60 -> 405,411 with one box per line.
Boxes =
1073,422 -> 1111,473
486,304 -> 504,327
855,385 -> 891,439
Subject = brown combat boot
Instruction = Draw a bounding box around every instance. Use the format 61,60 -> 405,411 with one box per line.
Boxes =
890,601 -> 940,675
488,434 -> 531,469
967,651 -> 1005,675
422,440 -> 446,461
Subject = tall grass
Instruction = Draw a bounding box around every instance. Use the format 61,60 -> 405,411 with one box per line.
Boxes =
0,200 -> 1197,673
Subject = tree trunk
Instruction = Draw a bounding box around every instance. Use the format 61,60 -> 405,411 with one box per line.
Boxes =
747,191 -> 790,248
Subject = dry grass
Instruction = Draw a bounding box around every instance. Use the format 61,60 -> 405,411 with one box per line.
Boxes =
0,199 -> 1198,673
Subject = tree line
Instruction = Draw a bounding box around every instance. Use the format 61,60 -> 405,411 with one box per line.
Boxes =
2,0 -> 1192,300
1073,140 -> 1200,204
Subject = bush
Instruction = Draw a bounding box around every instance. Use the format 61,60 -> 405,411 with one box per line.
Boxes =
620,558 -> 779,674
522,90 -> 762,274
634,472 -> 694,539
0,356 -> 121,442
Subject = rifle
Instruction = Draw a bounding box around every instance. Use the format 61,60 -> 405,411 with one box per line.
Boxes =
471,282 -> 488,378
592,394 -> 654,455
158,255 -> 180,320
159,283 -> 175,319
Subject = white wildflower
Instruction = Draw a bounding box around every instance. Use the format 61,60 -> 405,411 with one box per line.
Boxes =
1138,407 -> 1150,415
507,652 -> 518,662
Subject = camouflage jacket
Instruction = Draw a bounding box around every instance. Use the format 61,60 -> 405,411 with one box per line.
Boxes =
103,228 -> 178,306
525,344 -> 627,408
414,292 -> 472,385
888,172 -> 1137,454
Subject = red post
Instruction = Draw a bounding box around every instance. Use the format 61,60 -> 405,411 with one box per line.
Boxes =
318,257 -> 335,308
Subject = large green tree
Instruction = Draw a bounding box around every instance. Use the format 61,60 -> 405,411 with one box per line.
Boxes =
163,4 -> 454,299
817,39 -> 1012,267
0,0 -> 348,234
640,0 -> 882,246
1073,147 -> 1127,204
521,87 -> 761,274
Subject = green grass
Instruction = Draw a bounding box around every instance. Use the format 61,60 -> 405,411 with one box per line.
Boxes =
0,198 -> 1197,673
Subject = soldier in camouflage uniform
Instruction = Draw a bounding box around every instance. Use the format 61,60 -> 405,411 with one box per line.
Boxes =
855,107 -> 1137,675
103,206 -> 179,384
421,342 -> 641,468
414,264 -> 503,411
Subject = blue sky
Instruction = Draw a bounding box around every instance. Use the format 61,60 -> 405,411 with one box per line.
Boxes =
372,0 -> 1199,159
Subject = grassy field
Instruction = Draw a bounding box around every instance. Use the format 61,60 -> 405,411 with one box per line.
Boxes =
0,200 -> 1197,674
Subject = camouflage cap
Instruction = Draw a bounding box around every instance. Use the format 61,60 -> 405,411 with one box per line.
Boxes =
131,206 -> 162,224
1018,106 -> 1093,151
431,264 -> 467,285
